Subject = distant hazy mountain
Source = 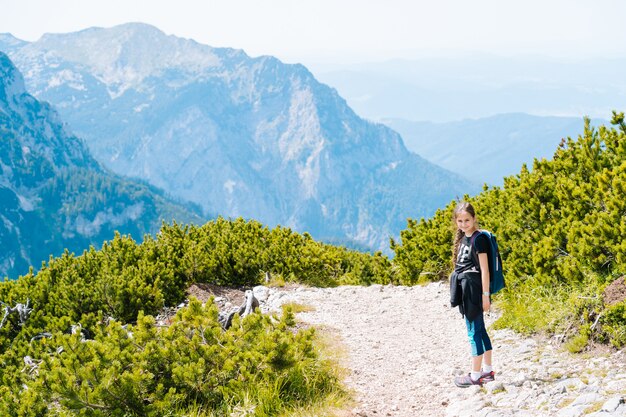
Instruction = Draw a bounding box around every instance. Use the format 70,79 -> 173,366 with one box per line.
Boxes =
314,56 -> 626,122
384,113 -> 606,186
0,52 -> 201,278
1,23 -> 476,251
0,34 -> 27,55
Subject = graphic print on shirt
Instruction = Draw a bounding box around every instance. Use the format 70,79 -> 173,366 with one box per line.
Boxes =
457,242 -> 472,264
455,236 -> 478,273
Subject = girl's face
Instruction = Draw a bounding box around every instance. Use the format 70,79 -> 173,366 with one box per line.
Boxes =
455,210 -> 477,236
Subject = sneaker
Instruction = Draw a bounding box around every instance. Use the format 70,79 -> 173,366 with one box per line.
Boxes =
454,373 -> 483,388
480,371 -> 495,383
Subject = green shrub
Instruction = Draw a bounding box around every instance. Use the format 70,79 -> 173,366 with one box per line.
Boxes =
393,114 -> 626,348
566,325 -> 590,353
0,218 -> 385,415
492,278 -> 572,335
1,300 -> 342,416
601,302 -> 626,348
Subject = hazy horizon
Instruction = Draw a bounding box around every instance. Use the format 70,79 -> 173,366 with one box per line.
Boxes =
3,0 -> 625,123
3,0 -> 626,67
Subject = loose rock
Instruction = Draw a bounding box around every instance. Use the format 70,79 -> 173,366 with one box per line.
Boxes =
254,283 -> 626,416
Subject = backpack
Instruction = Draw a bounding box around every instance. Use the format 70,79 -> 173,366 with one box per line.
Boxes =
470,230 -> 506,294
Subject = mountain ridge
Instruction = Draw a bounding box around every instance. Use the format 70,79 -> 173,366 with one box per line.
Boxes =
0,52 -> 202,277
2,23 -> 476,251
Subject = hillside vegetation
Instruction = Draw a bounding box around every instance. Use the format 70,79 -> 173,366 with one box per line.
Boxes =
0,218 -> 391,416
4,111 -> 626,415
392,113 -> 626,350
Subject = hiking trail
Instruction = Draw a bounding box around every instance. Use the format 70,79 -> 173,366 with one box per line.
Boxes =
262,283 -> 626,417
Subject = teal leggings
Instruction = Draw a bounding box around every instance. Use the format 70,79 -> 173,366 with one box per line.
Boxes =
465,313 -> 492,356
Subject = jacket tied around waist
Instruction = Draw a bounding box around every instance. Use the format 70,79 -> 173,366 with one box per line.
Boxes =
450,270 -> 483,321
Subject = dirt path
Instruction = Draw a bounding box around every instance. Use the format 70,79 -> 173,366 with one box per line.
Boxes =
268,283 -> 473,416
263,283 -> 626,417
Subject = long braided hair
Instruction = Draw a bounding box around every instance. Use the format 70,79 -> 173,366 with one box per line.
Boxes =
451,201 -> 478,266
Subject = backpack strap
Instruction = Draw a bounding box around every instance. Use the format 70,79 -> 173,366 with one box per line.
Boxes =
469,230 -> 481,247
469,230 -> 484,270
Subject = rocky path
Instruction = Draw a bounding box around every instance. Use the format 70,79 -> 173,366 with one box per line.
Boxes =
257,283 -> 626,417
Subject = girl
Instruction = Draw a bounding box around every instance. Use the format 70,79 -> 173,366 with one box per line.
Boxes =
450,201 -> 495,387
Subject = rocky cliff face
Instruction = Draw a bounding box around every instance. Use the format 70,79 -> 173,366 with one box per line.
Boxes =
0,52 -> 200,277
4,23 -> 476,251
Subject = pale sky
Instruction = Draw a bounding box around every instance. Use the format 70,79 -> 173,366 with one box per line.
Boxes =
2,0 -> 626,66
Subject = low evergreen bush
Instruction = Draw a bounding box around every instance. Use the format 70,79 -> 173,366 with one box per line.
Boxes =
392,112 -> 626,348
0,218 -> 383,415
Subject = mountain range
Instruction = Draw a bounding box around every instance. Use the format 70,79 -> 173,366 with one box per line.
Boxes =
383,113 -> 607,185
0,23 -> 476,252
0,51 -> 201,278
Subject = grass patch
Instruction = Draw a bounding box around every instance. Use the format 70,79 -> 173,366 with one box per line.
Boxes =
531,349 -> 543,363
601,302 -> 626,348
549,371 -> 564,381
584,402 -> 604,414
313,327 -> 350,380
494,276 -> 610,353
566,331 -> 589,353
277,392 -> 349,417
596,368 -> 609,378
264,272 -> 287,287
290,328 -> 351,417
558,398 -> 575,409
282,302 -> 316,314
493,278 -> 572,335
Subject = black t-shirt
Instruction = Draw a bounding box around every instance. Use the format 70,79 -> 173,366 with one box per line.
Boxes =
454,232 -> 489,273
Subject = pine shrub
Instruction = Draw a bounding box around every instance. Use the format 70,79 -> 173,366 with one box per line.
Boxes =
0,217 -> 382,415
392,113 -> 626,347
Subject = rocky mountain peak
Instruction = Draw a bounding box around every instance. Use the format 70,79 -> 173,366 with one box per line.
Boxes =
0,33 -> 27,54
30,23 -> 230,92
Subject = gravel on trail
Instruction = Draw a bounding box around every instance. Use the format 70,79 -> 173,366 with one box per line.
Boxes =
259,282 -> 626,417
